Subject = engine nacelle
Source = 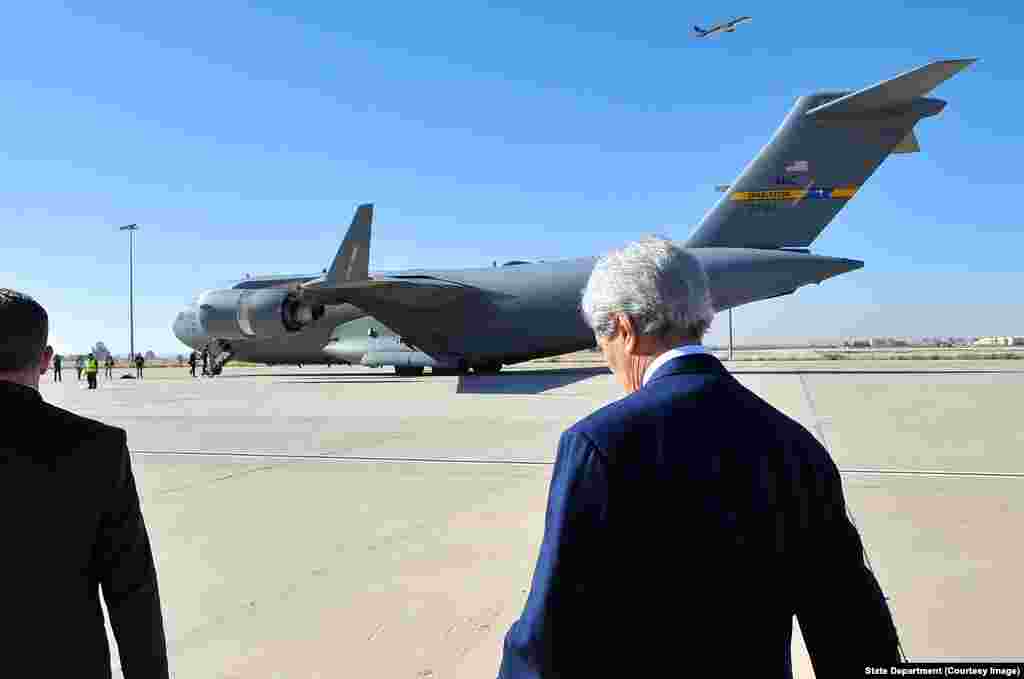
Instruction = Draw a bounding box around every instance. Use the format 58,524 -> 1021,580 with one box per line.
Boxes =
197,288 -> 325,340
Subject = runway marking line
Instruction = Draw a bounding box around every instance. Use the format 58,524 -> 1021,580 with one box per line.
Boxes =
131,450 -> 1024,478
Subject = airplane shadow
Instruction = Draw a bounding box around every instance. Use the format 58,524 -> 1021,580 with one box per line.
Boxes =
219,372 -> 399,383
275,379 -> 417,385
458,367 -> 611,395
219,372 -> 368,379
728,368 -> 1024,375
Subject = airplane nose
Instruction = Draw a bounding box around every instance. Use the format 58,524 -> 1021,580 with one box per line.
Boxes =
173,309 -> 201,347
172,313 -> 187,343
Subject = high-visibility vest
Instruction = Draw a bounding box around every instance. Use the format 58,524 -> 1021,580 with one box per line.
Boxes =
85,358 -> 98,374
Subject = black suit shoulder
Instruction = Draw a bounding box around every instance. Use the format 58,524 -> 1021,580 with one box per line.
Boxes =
41,399 -> 119,432
6,397 -> 130,489
3,388 -> 169,678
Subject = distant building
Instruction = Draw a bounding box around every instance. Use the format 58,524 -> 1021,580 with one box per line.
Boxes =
868,337 -> 908,348
973,336 -> 1024,347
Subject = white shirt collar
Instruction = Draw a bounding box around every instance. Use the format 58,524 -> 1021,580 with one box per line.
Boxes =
641,344 -> 711,387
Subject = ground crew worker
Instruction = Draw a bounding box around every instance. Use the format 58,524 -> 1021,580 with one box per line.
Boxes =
201,349 -> 209,376
85,353 -> 99,390
135,353 -> 144,379
75,355 -> 84,380
105,355 -> 114,378
53,353 -> 62,382
188,351 -> 197,377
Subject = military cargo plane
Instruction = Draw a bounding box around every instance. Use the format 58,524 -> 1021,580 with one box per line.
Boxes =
173,58 -> 975,376
171,208 -> 374,374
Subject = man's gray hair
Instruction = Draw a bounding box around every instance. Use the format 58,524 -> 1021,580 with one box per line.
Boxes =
581,236 -> 714,341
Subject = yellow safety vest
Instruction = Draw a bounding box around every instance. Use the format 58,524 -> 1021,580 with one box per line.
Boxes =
85,358 -> 98,374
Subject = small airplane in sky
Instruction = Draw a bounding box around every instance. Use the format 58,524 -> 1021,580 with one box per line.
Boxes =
694,16 -> 752,38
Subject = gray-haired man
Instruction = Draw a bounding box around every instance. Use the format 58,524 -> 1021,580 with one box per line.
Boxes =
0,288 -> 169,678
497,237 -> 902,678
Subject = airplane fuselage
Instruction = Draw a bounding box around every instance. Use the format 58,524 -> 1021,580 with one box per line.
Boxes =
174,247 -> 859,369
318,248 -> 861,368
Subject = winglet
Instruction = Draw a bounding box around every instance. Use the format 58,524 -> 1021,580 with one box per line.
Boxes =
806,58 -> 977,118
326,203 -> 373,285
892,129 -> 921,154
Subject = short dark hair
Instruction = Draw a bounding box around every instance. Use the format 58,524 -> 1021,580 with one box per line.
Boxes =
0,289 -> 49,371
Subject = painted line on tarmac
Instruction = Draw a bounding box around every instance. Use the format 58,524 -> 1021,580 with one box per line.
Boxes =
841,468 -> 1024,479
131,451 -> 1024,478
131,450 -> 553,465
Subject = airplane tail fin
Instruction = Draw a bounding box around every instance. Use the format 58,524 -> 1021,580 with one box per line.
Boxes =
684,58 -> 976,249
694,25 -> 707,36
325,203 -> 373,285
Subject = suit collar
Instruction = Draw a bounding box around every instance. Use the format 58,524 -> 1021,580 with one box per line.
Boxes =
0,379 -> 42,403
646,353 -> 727,385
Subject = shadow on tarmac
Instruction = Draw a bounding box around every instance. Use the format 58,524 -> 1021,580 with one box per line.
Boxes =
275,379 -> 416,385
218,372 -> 377,379
727,369 -> 1024,375
458,367 -> 611,395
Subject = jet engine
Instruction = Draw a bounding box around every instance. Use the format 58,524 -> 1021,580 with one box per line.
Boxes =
197,288 -> 325,340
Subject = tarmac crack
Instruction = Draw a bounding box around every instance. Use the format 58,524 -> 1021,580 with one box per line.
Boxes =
150,463 -> 284,497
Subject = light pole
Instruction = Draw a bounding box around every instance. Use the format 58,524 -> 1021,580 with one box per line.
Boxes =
119,224 -> 139,365
729,308 -> 734,361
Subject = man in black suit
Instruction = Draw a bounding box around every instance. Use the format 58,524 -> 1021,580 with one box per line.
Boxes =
497,238 -> 903,678
0,288 -> 169,678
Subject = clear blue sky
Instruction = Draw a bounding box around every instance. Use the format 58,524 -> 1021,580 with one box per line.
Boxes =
3,1 -> 1021,354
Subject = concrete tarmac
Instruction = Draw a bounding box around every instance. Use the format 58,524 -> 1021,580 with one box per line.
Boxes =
37,360 -> 1024,677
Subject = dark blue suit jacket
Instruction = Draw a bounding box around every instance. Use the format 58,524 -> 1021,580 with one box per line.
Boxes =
498,353 -> 902,678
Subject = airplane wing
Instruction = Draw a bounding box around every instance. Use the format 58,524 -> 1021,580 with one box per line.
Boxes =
303,276 -> 491,358
304,275 -> 481,310
299,206 -> 491,357
305,204 -> 478,310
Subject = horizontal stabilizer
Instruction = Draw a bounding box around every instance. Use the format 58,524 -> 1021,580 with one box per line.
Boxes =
326,204 -> 373,285
806,58 -> 976,118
